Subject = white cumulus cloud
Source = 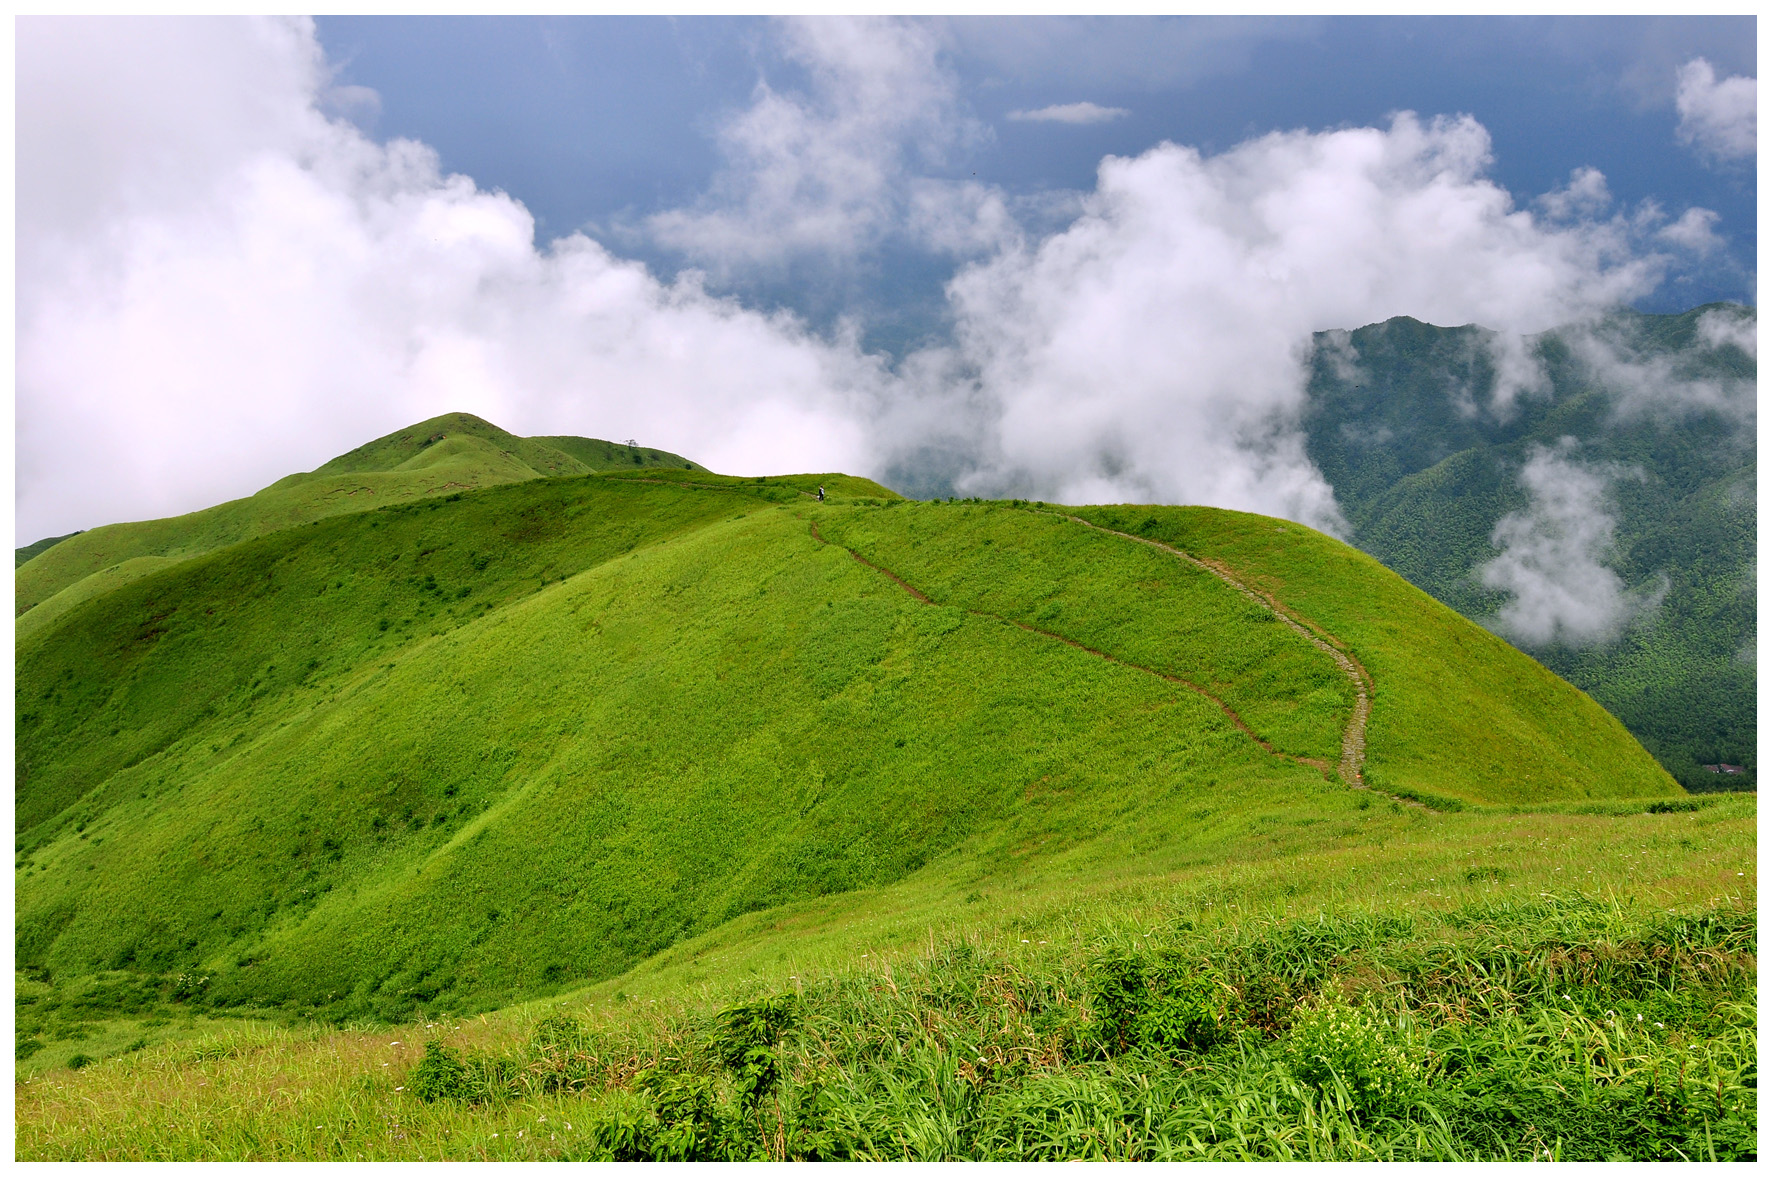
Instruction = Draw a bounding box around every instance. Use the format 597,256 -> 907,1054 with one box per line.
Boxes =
1006,102 -> 1130,125
1479,443 -> 1662,647
1674,57 -> 1755,163
644,16 -> 1007,270
17,16 -> 1721,551
1655,206 -> 1724,255
906,114 -> 1669,527
16,16 -> 886,541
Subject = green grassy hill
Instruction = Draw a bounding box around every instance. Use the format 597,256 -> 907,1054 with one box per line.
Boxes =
1303,305 -> 1755,791
15,413 -> 702,621
15,531 -> 82,568
19,460 -> 1676,1016
17,421 -> 1750,1162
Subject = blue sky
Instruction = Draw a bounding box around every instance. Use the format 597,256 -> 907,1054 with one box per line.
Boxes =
316,14 -> 1756,340
16,16 -> 1759,539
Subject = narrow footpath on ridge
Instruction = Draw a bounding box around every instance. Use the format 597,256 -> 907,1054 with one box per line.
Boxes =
806,514 -> 1424,811
1041,512 -> 1379,798
600,472 -> 1418,809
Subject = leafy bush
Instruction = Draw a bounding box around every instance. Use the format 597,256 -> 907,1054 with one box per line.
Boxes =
710,993 -> 799,1112
1645,799 -> 1700,814
409,1040 -> 470,1103
1087,950 -> 1228,1057
582,1069 -> 740,1160
1280,999 -> 1418,1120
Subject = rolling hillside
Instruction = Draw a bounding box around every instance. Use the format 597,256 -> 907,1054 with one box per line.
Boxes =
1303,305 -> 1755,790
17,419 -> 1750,1161
18,444 -> 1678,1020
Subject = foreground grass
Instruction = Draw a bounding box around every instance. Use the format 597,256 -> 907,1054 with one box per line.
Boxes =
17,795 -> 1754,1160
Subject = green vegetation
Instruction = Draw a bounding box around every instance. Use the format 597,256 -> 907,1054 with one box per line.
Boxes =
15,415 -> 1746,1160
16,795 -> 1757,1158
529,435 -> 702,473
15,531 -> 81,568
14,412 -> 700,619
1066,505 -> 1673,809
1304,305 -> 1755,791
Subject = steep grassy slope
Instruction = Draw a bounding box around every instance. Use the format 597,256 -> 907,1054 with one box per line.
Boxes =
18,473 -> 1679,1034
1303,305 -> 1755,789
1067,505 -> 1674,808
531,435 -> 704,472
15,413 -> 702,619
15,531 -> 81,568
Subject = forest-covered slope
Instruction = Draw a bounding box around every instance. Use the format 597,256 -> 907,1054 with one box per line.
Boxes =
1304,304 -> 1755,790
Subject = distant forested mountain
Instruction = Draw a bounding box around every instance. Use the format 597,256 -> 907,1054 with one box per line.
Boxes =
1304,304 -> 1755,791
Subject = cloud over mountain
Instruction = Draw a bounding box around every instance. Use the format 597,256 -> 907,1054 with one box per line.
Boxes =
904,114 -> 1678,527
1479,443 -> 1663,647
16,16 -> 1731,546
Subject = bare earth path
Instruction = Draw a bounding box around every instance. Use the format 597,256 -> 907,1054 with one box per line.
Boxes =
1042,514 -> 1375,787
808,518 -> 1416,807
605,476 -> 1414,808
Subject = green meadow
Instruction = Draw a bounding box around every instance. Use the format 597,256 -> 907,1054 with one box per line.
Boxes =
15,428 -> 1754,1160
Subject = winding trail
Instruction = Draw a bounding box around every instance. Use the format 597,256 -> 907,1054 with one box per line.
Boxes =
1041,513 -> 1376,794
808,520 -> 1343,786
597,473 -> 1415,808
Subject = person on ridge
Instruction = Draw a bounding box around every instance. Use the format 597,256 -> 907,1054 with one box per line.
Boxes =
816,485 -> 825,502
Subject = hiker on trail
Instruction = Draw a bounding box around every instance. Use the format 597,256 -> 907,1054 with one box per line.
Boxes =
817,485 -> 825,502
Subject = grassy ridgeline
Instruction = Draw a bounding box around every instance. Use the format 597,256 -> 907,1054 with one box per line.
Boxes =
21,475 -> 1681,1019
21,489 -> 1336,1017
14,412 -> 704,619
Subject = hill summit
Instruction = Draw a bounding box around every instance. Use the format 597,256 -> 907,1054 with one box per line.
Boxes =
15,414 -> 701,636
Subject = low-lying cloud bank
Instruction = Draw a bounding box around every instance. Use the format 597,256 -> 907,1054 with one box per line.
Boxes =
1479,443 -> 1666,647
15,16 -> 1741,553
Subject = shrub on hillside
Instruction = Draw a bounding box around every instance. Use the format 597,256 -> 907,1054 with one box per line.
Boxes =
1280,999 -> 1418,1120
1087,950 -> 1229,1057
710,993 -> 800,1112
410,1040 -> 470,1103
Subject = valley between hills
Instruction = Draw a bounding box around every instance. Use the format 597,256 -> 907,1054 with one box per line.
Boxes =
15,411 -> 1755,1160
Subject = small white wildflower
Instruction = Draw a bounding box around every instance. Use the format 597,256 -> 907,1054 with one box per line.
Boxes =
394,1086 -> 404,1091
